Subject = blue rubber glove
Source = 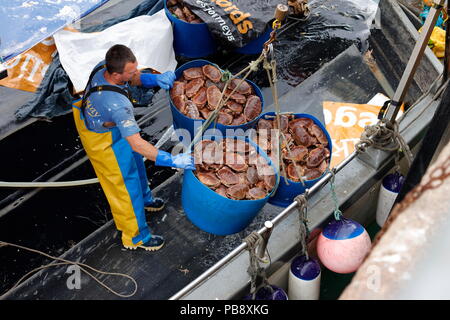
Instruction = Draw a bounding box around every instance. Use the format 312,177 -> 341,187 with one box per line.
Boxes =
155,150 -> 195,170
140,71 -> 176,90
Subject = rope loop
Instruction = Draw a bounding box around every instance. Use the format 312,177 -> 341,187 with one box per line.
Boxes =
294,194 -> 309,258
244,232 -> 269,299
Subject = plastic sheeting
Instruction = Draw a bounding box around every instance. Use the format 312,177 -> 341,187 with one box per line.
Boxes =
54,10 -> 177,93
0,0 -> 110,62
12,0 -> 164,121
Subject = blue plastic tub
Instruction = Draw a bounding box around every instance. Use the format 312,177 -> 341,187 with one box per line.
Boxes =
168,59 -> 265,144
181,136 -> 278,235
259,112 -> 333,207
235,27 -> 273,55
164,1 -> 217,57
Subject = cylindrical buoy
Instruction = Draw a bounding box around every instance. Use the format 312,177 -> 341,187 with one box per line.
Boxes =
288,255 -> 321,300
316,217 -> 371,274
376,172 -> 405,227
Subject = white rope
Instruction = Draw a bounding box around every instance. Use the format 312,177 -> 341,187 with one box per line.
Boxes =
0,241 -> 138,299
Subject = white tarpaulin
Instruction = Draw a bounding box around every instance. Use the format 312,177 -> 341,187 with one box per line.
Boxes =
53,9 -> 177,93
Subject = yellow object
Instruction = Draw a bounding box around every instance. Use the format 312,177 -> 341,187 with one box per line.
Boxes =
72,100 -> 152,247
428,26 -> 446,58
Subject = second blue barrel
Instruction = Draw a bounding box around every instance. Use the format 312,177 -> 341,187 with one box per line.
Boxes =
255,112 -> 333,207
164,0 -> 217,57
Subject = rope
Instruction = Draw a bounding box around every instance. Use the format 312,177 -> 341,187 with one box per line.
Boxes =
355,119 -> 414,167
328,168 -> 343,220
243,232 -> 270,299
294,194 -> 309,259
0,241 -> 138,299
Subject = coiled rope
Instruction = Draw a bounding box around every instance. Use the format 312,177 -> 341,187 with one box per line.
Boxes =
0,241 -> 138,299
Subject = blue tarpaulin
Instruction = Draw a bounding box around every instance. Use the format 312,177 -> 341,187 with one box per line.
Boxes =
0,0 -> 110,62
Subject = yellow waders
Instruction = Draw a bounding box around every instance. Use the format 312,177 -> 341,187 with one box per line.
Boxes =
72,100 -> 153,247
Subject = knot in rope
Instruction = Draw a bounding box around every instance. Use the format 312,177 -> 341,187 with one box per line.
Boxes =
221,70 -> 232,82
356,119 -> 414,167
249,60 -> 260,72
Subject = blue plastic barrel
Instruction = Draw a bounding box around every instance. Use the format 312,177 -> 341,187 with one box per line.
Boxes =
181,136 -> 278,235
164,1 -> 217,57
235,27 -> 273,55
168,59 -> 265,144
261,112 -> 333,207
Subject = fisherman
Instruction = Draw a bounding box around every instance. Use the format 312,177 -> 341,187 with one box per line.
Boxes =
72,44 -> 195,252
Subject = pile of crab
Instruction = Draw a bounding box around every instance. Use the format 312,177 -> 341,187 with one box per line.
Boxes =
167,0 -> 203,23
193,138 -> 276,200
253,114 -> 331,182
169,64 -> 263,126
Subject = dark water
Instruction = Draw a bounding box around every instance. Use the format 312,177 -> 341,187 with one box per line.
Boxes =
0,0 -> 378,296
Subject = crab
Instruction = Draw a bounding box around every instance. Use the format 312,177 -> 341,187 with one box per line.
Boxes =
167,0 -> 203,23
193,139 -> 275,200
253,115 -> 331,183
170,65 -> 262,125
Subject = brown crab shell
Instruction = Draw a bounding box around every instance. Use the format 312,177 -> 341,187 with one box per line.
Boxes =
192,87 -> 207,106
199,107 -> 212,119
229,78 -> 252,95
247,187 -> 267,200
206,85 -> 222,110
303,168 -> 322,180
288,117 -> 314,130
291,125 -> 314,147
226,184 -> 249,200
172,94 -> 187,113
183,67 -> 203,80
246,166 -> 259,185
306,147 -> 330,168
184,100 -> 201,119
185,78 -> 205,98
225,90 -> 246,104
170,81 -> 185,99
257,118 -> 273,131
182,6 -> 196,22
226,100 -> 243,114
231,114 -> 246,126
214,184 -> 228,198
217,112 -> 233,126
200,141 -> 223,164
308,123 -> 328,146
202,64 -> 222,83
286,163 -> 304,182
283,145 -> 308,162
243,95 -> 262,122
217,166 -> 240,187
197,171 -> 221,188
223,138 -> 250,154
224,152 -> 248,172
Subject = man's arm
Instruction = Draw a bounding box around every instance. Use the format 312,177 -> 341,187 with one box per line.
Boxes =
125,133 -> 195,170
125,132 -> 158,161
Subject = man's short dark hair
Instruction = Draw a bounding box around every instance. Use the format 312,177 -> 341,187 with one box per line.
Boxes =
105,44 -> 136,74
